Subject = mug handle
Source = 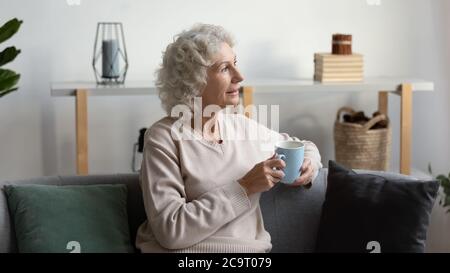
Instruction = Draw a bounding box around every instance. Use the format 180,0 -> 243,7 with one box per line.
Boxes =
273,154 -> 286,171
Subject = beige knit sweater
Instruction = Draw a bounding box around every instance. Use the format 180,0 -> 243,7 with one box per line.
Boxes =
136,112 -> 322,253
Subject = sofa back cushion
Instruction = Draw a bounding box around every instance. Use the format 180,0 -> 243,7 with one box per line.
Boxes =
260,169 -> 327,252
5,184 -> 135,253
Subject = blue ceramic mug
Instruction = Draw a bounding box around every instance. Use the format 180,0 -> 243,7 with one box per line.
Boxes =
275,140 -> 305,184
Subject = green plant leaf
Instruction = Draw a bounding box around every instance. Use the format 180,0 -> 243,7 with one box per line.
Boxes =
0,87 -> 17,98
443,179 -> 450,189
0,46 -> 21,67
437,174 -> 449,183
0,69 -> 20,94
445,196 -> 450,207
436,175 -> 450,190
0,18 -> 22,44
444,187 -> 450,197
442,182 -> 450,192
437,172 -> 450,211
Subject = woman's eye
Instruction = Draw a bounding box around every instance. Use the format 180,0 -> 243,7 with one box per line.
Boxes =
221,66 -> 229,73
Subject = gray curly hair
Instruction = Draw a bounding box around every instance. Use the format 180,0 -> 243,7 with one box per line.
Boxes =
156,23 -> 235,115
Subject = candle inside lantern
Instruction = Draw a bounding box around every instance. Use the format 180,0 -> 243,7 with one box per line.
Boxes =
102,39 -> 120,78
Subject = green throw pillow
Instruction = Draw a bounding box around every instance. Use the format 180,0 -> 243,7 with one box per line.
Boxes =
4,184 -> 135,253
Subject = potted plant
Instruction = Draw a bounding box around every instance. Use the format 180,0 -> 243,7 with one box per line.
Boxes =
0,18 -> 22,98
428,164 -> 450,213
436,173 -> 450,213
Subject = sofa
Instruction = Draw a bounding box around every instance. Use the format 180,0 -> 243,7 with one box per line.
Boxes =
0,168 -> 425,253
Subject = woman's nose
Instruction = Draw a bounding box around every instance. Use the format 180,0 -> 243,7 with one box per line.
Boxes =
232,67 -> 244,83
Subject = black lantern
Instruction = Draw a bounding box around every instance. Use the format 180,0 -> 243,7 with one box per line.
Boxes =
92,22 -> 128,85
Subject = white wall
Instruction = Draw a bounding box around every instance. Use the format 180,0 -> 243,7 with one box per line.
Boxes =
0,0 -> 449,251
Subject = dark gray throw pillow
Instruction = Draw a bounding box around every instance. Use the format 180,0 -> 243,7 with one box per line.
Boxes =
315,161 -> 439,253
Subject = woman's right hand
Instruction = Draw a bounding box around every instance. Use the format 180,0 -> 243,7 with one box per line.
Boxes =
238,154 -> 286,196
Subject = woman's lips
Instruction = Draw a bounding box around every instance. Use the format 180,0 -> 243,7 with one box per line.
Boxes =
226,89 -> 239,96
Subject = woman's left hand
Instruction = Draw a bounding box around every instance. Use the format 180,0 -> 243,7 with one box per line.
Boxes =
289,158 -> 314,187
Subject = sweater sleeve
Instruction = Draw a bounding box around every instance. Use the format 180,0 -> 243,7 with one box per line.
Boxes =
139,131 -> 251,250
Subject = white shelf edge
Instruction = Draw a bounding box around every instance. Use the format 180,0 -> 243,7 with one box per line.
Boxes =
50,78 -> 434,97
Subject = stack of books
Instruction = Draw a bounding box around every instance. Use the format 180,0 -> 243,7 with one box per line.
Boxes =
314,53 -> 364,82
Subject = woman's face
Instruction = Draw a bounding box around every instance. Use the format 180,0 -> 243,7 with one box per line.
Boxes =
201,42 -> 244,109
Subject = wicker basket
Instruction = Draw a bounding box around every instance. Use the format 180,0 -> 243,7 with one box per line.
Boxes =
334,107 -> 392,171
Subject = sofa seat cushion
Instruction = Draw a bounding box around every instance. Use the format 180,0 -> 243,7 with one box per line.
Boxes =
315,161 -> 439,253
4,184 -> 134,253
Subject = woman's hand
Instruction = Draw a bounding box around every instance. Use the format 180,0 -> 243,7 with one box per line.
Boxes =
238,154 -> 285,196
289,158 -> 315,187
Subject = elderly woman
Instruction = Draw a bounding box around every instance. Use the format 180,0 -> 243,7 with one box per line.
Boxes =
136,24 -> 322,253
